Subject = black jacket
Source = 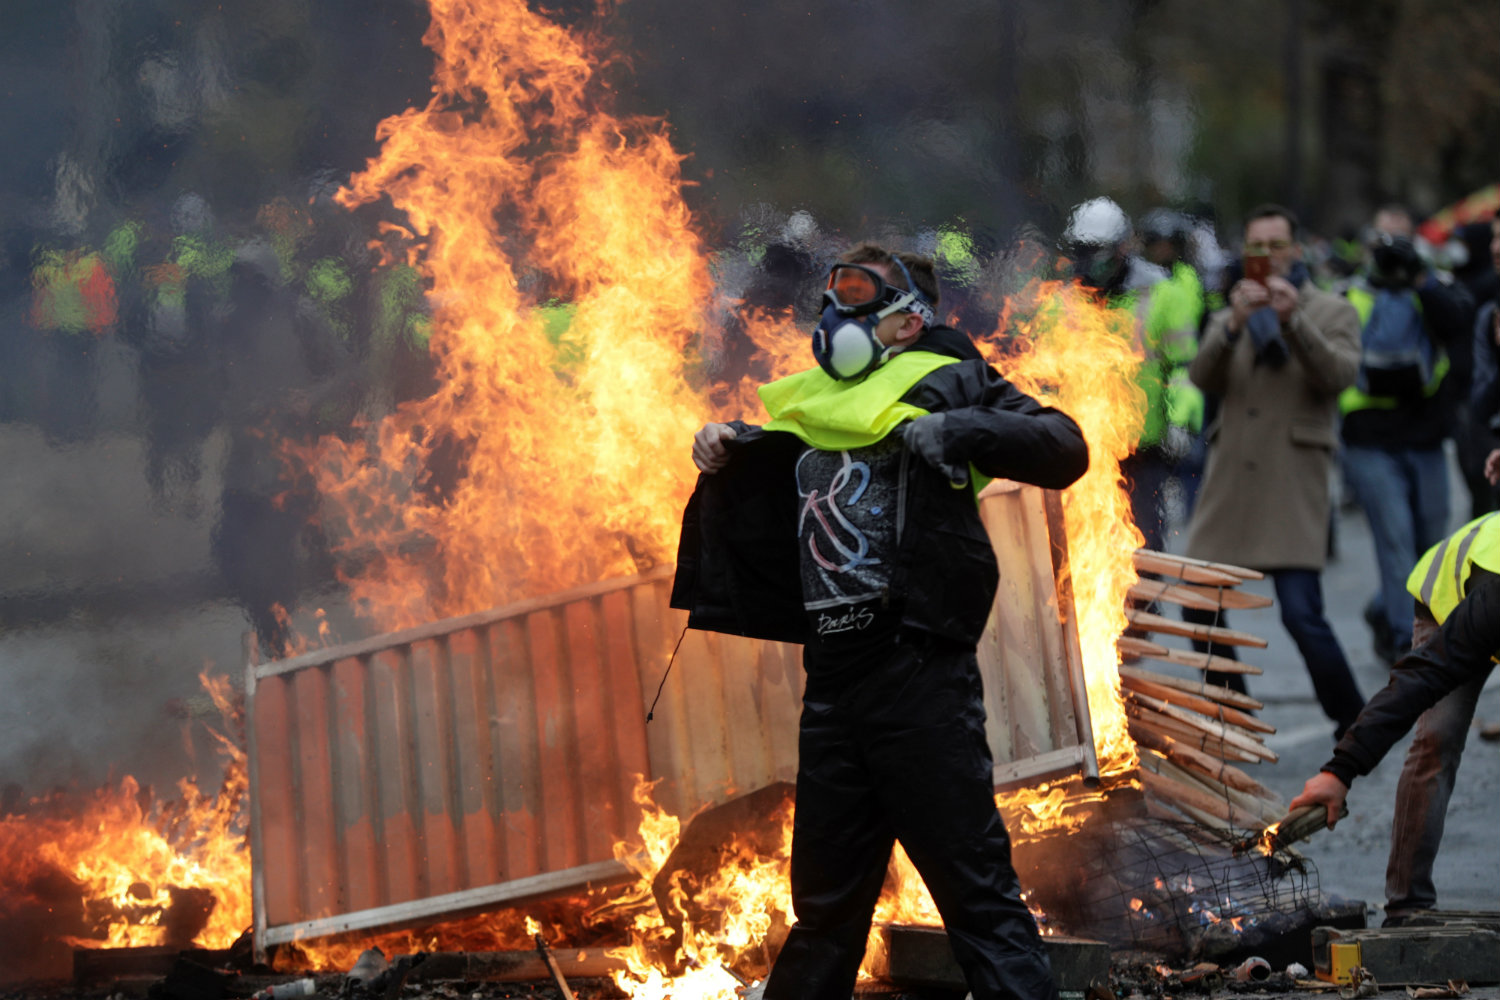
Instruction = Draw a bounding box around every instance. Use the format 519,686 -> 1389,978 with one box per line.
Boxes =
1323,567 -> 1500,786
670,328 -> 1089,647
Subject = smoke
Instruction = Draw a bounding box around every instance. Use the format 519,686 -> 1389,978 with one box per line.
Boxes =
0,0 -> 434,792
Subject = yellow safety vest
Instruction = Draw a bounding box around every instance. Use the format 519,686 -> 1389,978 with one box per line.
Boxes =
1131,265 -> 1204,445
1406,512 -> 1500,625
759,350 -> 989,494
760,351 -> 959,451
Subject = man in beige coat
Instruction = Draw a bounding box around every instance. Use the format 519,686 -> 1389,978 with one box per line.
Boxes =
1182,204 -> 1368,739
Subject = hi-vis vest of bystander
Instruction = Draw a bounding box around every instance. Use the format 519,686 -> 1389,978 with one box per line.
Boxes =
1407,512 -> 1500,629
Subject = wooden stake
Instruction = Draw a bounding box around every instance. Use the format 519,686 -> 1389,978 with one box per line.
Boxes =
1118,664 -> 1264,711
1133,549 -> 1265,582
1126,691 -> 1278,762
1126,609 -> 1269,648
1128,722 -> 1277,799
1145,795 -> 1233,831
1128,578 -> 1224,611
1173,582 -> 1275,610
535,934 -> 577,1000
1126,705 -> 1262,763
1152,754 -> 1282,825
1119,672 -> 1275,734
1138,763 -> 1262,830
1128,580 -> 1225,612
1117,636 -> 1262,675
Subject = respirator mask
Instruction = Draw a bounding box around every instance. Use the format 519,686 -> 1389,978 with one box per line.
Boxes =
811,257 -> 935,380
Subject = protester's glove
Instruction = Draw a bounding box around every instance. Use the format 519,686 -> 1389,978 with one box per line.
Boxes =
901,413 -> 969,486
1246,305 -> 1289,369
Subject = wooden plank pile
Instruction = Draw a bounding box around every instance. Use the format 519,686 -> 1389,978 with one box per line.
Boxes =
1119,550 -> 1285,833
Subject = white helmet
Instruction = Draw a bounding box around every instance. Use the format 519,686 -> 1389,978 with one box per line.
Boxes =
1062,197 -> 1132,249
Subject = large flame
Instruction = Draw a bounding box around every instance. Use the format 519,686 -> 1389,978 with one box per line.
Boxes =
298,0 -> 1146,990
309,0 -> 745,631
984,280 -> 1145,779
305,2 -> 1148,775
605,779 -> 794,999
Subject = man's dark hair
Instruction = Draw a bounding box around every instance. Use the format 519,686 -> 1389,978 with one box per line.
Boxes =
839,242 -> 942,309
1245,203 -> 1300,239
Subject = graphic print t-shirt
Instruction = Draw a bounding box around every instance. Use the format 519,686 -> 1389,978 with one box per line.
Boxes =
795,436 -> 904,658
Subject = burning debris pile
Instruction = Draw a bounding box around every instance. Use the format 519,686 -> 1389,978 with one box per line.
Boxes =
0,588 -> 1341,994
0,674 -> 250,982
1001,549 -> 1336,964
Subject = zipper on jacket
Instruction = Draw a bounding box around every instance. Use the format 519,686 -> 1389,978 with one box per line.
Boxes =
896,444 -> 910,547
888,444 -> 910,626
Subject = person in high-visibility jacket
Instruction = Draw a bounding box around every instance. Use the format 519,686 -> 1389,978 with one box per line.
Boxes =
1339,224 -> 1472,666
1061,199 -> 1200,552
1291,462 -> 1500,924
1140,209 -> 1209,513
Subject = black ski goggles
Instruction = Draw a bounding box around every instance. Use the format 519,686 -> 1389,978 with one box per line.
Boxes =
821,261 -> 935,324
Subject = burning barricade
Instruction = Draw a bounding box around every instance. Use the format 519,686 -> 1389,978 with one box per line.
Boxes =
0,0 -> 1368,994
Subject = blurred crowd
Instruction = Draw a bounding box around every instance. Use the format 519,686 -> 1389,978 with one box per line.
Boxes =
1052,197 -> 1497,669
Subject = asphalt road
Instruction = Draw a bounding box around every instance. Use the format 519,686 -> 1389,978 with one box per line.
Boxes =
1160,459 -> 1500,924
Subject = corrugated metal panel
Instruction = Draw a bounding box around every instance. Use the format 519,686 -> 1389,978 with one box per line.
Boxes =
247,483 -> 1095,953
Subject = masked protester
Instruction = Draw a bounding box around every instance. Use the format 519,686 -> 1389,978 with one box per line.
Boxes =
676,242 -> 1088,1000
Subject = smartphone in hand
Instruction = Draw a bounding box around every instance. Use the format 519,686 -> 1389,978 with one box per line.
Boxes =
1244,254 -> 1271,285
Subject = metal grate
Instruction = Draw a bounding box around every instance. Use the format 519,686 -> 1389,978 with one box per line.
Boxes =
1020,816 -> 1322,961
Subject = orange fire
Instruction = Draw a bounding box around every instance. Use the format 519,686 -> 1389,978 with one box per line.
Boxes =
6,0 -> 1156,983
272,893 -> 616,974
0,673 -> 250,969
308,0 -> 740,632
604,778 -> 793,998
984,279 -> 1146,780
303,0 -> 1144,785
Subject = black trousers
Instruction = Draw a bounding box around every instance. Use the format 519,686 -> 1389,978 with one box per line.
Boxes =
763,636 -> 1058,1000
